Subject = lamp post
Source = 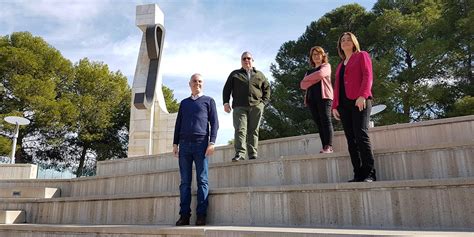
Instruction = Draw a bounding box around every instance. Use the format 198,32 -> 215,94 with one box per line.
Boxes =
4,116 -> 30,164
369,104 -> 387,128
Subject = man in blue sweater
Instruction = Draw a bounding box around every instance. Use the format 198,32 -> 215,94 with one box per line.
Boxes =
173,73 -> 219,226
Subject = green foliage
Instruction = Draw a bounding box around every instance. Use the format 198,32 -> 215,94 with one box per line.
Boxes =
0,135 -> 11,157
0,32 -> 131,177
262,0 -> 473,139
261,4 -> 373,139
163,85 -> 179,113
0,32 -> 74,163
447,96 -> 474,117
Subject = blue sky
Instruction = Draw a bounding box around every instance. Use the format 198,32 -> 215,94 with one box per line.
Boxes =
0,0 -> 377,146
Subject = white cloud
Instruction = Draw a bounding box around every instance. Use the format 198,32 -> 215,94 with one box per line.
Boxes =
161,39 -> 239,81
21,0 -> 107,22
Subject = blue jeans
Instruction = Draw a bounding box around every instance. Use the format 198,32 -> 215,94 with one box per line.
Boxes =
178,141 -> 209,216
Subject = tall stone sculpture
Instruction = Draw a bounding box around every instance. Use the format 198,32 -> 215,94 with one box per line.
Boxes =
128,4 -> 177,157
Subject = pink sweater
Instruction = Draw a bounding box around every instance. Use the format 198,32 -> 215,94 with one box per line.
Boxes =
332,51 -> 373,109
300,63 -> 333,100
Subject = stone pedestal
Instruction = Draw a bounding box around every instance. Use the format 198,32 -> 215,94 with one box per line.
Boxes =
0,164 -> 37,179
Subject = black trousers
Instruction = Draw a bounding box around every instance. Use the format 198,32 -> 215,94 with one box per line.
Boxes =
308,99 -> 333,147
338,99 -> 376,180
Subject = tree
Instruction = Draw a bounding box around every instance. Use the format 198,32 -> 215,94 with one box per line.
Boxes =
0,31 -> 74,163
368,0 -> 473,123
163,85 -> 179,113
0,32 -> 131,177
261,4 -> 373,139
262,0 -> 472,140
0,136 -> 11,157
435,0 -> 473,115
66,59 -> 130,177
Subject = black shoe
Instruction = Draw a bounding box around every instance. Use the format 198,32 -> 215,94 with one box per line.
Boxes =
176,214 -> 190,226
364,177 -> 375,182
196,215 -> 206,226
249,156 -> 257,160
232,156 -> 244,162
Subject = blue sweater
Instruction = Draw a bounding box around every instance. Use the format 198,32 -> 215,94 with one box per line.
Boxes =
173,95 -> 219,145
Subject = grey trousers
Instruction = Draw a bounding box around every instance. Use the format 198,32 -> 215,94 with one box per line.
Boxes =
232,103 -> 264,158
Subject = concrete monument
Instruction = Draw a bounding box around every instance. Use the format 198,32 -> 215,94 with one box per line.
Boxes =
128,4 -> 177,157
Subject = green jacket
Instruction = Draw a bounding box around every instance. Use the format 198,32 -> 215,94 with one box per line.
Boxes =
223,67 -> 271,108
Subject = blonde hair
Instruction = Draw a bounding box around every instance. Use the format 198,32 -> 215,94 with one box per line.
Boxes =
308,46 -> 328,67
337,32 -> 361,60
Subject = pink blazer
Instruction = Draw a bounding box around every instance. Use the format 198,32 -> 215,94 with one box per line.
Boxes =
300,63 -> 333,100
332,51 -> 373,109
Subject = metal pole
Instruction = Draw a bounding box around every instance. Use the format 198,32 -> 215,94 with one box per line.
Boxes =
10,122 -> 19,164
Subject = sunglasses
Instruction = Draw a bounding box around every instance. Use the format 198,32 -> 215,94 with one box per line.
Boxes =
242,57 -> 252,61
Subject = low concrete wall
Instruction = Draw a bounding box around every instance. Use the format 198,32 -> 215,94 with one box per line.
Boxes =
97,115 -> 474,176
0,164 -> 37,179
61,143 -> 474,197
0,180 -> 71,197
0,178 -> 472,230
0,187 -> 60,198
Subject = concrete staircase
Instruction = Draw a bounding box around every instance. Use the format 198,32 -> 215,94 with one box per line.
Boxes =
0,115 -> 473,236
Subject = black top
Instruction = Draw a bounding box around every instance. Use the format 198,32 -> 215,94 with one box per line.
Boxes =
306,66 -> 322,104
338,64 -> 352,107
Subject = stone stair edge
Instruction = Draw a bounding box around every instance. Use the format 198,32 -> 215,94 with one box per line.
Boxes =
79,141 -> 474,180
97,115 -> 474,165
207,226 -> 474,235
282,140 -> 474,160
0,224 -> 204,235
2,177 -> 473,203
0,224 -> 472,236
0,187 -> 60,190
0,179 -> 72,183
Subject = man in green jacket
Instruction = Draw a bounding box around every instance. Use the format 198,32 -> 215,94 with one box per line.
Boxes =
223,51 -> 271,161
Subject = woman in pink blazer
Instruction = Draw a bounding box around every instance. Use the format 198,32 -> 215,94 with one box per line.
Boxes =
332,32 -> 376,182
300,46 -> 334,153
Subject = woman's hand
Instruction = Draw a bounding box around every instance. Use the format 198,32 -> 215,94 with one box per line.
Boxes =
332,109 -> 340,120
355,96 -> 366,111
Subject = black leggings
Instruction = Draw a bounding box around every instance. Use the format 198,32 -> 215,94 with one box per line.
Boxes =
308,99 -> 333,147
338,99 -> 376,180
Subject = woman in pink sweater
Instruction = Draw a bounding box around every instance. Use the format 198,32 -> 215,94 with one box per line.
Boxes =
300,46 -> 334,153
332,32 -> 376,182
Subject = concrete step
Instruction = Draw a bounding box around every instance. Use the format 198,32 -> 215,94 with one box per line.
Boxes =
66,142 -> 473,197
0,179 -> 71,197
0,210 -> 26,224
1,142 -> 472,198
0,187 -> 60,198
0,224 -> 473,237
97,115 -> 474,176
0,178 -> 472,230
